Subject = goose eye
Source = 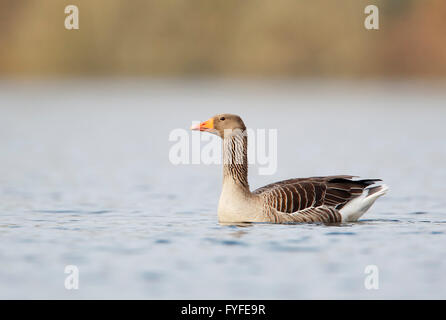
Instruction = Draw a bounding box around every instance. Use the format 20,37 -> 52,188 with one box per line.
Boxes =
220,117 -> 225,121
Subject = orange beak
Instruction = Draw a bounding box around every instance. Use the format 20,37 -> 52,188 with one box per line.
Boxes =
190,118 -> 214,132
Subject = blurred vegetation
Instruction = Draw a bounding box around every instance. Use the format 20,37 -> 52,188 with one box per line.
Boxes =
0,0 -> 445,77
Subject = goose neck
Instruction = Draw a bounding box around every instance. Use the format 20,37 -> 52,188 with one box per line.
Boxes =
222,132 -> 249,190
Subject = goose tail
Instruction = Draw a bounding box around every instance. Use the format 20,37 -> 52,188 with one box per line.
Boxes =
340,184 -> 389,222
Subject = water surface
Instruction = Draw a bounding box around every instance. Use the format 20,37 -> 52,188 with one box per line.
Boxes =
1,80 -> 445,299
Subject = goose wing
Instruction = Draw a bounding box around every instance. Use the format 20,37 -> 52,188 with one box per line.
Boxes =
253,175 -> 381,222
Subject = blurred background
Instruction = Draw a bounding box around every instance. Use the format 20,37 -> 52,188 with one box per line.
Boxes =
1,1 -> 446,299
1,0 -> 445,78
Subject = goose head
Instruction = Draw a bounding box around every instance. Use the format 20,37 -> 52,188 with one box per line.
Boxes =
190,114 -> 246,138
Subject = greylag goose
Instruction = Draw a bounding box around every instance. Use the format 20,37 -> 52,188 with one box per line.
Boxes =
191,114 -> 388,223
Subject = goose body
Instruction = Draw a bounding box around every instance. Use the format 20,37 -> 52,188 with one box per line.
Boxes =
191,114 -> 388,224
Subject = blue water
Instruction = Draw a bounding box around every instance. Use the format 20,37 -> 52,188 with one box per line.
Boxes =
1,80 -> 445,299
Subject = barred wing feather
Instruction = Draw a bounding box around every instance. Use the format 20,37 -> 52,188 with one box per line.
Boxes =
253,176 -> 381,223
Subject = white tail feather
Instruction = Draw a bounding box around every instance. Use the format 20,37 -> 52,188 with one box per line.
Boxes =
340,184 -> 389,222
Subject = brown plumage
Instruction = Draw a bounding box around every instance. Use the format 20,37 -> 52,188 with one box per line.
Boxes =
253,176 -> 381,223
191,114 -> 388,224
